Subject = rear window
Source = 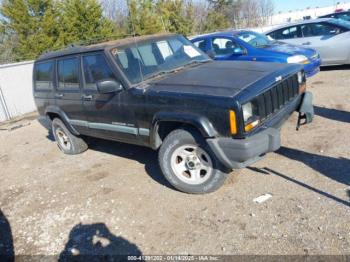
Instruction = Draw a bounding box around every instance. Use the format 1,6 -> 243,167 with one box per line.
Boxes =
34,61 -> 54,90
58,57 -> 80,90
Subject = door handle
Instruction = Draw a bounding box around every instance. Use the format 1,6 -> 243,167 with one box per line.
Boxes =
55,93 -> 64,98
82,94 -> 93,101
302,42 -> 311,45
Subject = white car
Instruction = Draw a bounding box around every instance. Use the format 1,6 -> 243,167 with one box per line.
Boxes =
264,18 -> 350,66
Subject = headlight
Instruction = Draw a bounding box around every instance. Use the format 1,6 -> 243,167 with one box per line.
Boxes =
298,71 -> 307,93
297,71 -> 304,84
242,102 -> 260,132
287,55 -> 309,64
242,102 -> 253,123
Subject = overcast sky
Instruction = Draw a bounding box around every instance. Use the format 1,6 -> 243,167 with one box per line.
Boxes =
273,0 -> 349,12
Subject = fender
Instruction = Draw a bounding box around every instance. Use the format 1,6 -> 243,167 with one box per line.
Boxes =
150,112 -> 218,149
44,106 -> 80,135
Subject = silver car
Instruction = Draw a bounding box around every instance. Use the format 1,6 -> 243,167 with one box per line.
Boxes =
264,18 -> 350,66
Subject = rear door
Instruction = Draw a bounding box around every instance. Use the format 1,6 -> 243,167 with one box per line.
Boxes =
81,52 -> 138,142
55,56 -> 87,134
33,60 -> 56,115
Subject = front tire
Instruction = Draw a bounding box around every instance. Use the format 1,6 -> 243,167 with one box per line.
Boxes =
158,128 -> 230,194
52,118 -> 88,155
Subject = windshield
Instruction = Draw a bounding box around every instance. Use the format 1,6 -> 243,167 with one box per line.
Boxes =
111,35 -> 209,84
329,18 -> 350,29
237,31 -> 274,48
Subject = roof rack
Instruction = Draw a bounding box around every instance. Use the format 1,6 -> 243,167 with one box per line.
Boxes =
42,32 -> 137,55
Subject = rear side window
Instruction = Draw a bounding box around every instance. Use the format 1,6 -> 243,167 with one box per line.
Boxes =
269,26 -> 300,40
192,39 -> 207,51
82,54 -> 116,90
34,61 -> 54,90
57,57 -> 80,90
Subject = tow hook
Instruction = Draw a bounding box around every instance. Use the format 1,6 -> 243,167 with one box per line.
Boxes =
296,112 -> 307,131
296,91 -> 314,131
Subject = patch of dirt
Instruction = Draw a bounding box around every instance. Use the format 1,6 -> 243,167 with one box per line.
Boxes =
86,172 -> 109,182
0,69 -> 349,256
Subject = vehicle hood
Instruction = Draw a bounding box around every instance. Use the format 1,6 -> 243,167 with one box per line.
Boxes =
263,42 -> 316,58
148,61 -> 301,98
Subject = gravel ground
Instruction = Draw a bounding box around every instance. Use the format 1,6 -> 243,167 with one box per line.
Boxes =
0,66 -> 349,257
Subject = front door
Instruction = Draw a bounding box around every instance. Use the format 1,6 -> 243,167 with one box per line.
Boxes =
80,52 -> 138,143
298,22 -> 348,65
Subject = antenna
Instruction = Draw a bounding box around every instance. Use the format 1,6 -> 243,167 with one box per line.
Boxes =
127,0 -> 144,82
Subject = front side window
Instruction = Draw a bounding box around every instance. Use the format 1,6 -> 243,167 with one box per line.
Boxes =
301,22 -> 345,37
34,61 -> 54,90
83,54 -> 116,90
111,35 -> 209,84
192,39 -> 207,52
58,57 -> 80,90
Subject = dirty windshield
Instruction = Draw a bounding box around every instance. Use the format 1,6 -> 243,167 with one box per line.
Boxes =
111,35 -> 209,84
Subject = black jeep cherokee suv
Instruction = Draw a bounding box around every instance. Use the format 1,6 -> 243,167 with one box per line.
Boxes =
33,33 -> 314,194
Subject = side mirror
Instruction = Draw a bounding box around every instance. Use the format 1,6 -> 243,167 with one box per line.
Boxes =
96,79 -> 123,94
206,50 -> 216,59
232,47 -> 245,55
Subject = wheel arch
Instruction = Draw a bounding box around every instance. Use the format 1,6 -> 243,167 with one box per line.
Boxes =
45,106 -> 80,136
150,112 -> 218,150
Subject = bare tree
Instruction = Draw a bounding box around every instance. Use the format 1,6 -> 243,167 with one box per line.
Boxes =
100,0 -> 128,29
191,0 -> 210,34
259,0 -> 274,26
235,0 -> 274,28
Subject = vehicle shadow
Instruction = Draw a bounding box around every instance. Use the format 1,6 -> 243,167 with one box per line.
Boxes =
314,106 -> 350,124
260,167 -> 350,207
321,64 -> 350,71
276,147 -> 350,186
58,223 -> 142,262
0,209 -> 14,262
87,138 -> 174,190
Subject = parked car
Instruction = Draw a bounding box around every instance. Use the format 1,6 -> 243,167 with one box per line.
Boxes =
265,18 -> 350,66
319,11 -> 350,21
190,30 -> 321,78
33,33 -> 314,194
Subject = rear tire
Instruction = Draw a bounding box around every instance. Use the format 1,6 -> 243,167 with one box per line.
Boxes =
158,128 -> 230,194
52,118 -> 88,155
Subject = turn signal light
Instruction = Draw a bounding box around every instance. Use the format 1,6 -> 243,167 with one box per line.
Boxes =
299,83 -> 306,94
229,110 -> 237,135
245,120 -> 260,132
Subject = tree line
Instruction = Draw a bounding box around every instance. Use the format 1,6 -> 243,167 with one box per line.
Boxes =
0,0 -> 274,64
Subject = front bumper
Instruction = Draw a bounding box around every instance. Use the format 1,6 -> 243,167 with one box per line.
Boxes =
207,92 -> 314,169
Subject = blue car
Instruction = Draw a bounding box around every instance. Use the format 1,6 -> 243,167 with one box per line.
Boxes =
190,30 -> 321,78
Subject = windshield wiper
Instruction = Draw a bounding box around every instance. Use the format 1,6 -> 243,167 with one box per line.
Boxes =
184,59 -> 211,67
146,67 -> 185,81
145,60 -> 210,81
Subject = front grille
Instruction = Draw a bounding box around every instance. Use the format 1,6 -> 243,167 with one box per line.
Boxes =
256,74 -> 299,120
